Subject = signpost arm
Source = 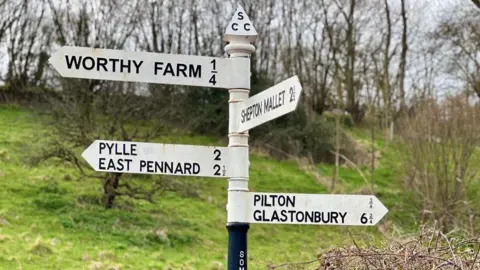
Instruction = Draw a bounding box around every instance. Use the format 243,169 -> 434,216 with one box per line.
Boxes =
225,39 -> 255,270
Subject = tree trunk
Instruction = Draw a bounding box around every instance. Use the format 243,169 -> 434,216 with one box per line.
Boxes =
103,174 -> 121,209
332,116 -> 340,192
370,106 -> 376,193
398,0 -> 408,113
345,0 -> 357,120
383,0 -> 393,142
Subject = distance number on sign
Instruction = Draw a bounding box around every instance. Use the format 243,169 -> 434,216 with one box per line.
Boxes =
213,149 -> 226,176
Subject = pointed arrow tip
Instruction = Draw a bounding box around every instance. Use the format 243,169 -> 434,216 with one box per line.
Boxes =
292,75 -> 303,110
80,148 -> 88,162
48,48 -> 65,76
81,140 -> 97,170
375,197 -> 389,221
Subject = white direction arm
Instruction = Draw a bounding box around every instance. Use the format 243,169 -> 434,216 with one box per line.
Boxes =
244,192 -> 389,226
49,46 -> 250,89
81,140 -> 248,178
233,75 -> 302,133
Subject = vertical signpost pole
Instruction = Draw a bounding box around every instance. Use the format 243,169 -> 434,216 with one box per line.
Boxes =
224,5 -> 257,270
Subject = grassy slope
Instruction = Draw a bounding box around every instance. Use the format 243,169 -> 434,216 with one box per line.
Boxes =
0,105 -> 416,269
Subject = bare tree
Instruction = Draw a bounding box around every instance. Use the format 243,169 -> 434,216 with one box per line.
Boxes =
432,7 -> 480,99
3,0 -> 51,91
38,0 -> 175,208
0,0 -> 23,46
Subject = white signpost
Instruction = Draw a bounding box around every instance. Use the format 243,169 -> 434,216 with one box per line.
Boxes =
81,140 -> 248,178
48,46 -> 251,89
233,75 -> 303,133
245,193 -> 388,226
48,4 -> 389,270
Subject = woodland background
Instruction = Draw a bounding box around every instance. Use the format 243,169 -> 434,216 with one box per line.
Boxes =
0,0 -> 480,268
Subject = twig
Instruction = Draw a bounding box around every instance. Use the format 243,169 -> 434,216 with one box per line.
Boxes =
264,143 -> 299,160
267,258 -> 318,269
319,253 -> 462,268
469,243 -> 480,270
328,150 -> 374,194
264,143 -> 334,189
440,232 -> 460,268
434,261 -> 456,269
348,228 -> 377,268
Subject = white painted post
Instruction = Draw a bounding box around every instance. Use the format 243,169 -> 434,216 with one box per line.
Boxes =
224,5 -> 257,270
225,42 -> 255,223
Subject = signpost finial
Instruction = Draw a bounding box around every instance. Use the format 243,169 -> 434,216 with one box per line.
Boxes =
224,5 -> 258,43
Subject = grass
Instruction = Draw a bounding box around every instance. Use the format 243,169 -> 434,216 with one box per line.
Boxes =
0,104 -> 427,269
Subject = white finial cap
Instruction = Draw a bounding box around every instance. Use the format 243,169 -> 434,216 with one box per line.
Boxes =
224,5 -> 257,43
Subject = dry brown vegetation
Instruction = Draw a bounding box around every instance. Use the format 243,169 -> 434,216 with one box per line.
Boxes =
268,227 -> 480,269
398,95 -> 480,234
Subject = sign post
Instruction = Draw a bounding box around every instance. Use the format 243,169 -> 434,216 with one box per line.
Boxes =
81,140 -> 248,178
224,5 -> 258,270
234,75 -> 303,133
245,193 -> 388,226
48,4 -> 389,270
48,46 -> 250,89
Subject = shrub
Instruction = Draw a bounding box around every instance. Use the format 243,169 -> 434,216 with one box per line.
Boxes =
397,95 -> 480,233
251,103 -> 336,163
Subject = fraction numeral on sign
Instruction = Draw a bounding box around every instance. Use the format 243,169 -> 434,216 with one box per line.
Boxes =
360,213 -> 375,225
289,86 -> 296,102
210,59 -> 217,85
213,164 -> 227,176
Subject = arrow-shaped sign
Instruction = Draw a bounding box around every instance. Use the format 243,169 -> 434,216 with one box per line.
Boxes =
49,46 -> 250,89
243,192 -> 388,226
81,140 -> 248,178
233,75 -> 302,133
